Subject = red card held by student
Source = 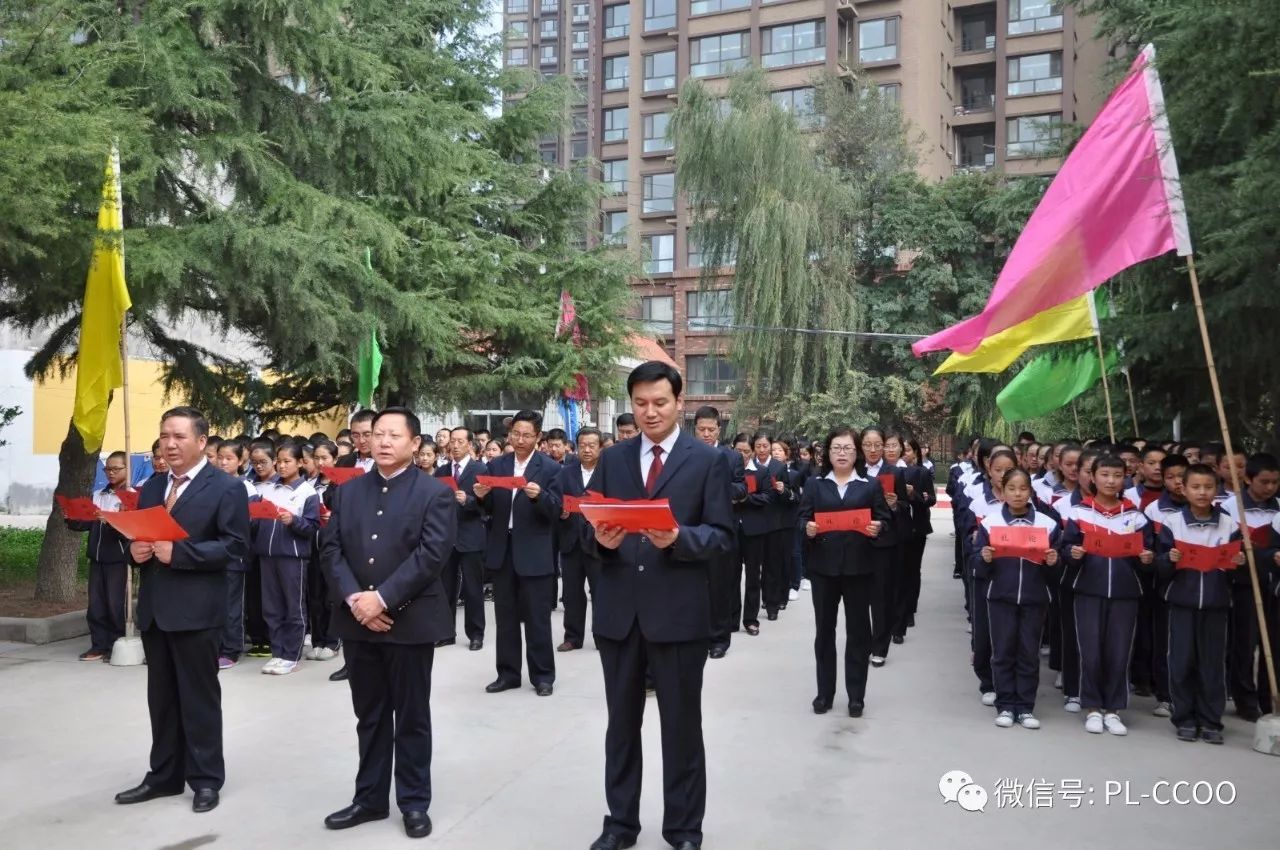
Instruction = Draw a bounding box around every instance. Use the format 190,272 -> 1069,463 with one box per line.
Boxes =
115,489 -> 140,511
878,473 -> 896,494
57,495 -> 99,522
989,526 -> 1050,562
1081,528 -> 1145,559
248,500 -> 285,521
1175,540 -> 1241,572
98,506 -> 190,543
318,506 -> 331,528
476,475 -> 528,490
438,476 -> 458,492
323,466 -> 366,485
580,499 -> 678,532
745,475 -> 758,494
1248,525 -> 1272,548
814,509 -> 873,535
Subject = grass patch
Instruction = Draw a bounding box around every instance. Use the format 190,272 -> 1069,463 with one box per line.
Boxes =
0,528 -> 90,586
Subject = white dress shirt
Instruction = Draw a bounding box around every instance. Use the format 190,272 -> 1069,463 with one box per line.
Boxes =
639,427 -> 681,486
581,463 -> 595,489
509,452 -> 533,530
167,456 -> 208,505
824,470 -> 867,499
356,456 -> 375,472
864,459 -> 883,477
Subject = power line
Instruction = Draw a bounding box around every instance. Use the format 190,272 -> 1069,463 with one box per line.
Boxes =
692,320 -> 926,342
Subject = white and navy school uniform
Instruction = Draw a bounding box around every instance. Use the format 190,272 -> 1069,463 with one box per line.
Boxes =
251,476 -> 320,662
959,480 -> 1002,695
1060,497 -> 1152,710
973,504 -> 1062,716
219,477 -> 258,660
1219,492 -> 1279,715
241,472 -> 279,651
64,485 -> 130,654
305,475 -> 341,653
1124,484 -> 1168,700
1152,506 -> 1242,732
1032,470 -> 1059,507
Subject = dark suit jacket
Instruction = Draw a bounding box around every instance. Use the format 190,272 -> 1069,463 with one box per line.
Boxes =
335,453 -> 370,469
134,463 -> 250,632
798,476 -> 893,576
479,451 -> 563,576
719,445 -> 748,503
861,463 -> 910,548
436,458 -> 489,553
905,464 -> 936,537
739,457 -> 788,537
591,432 -> 734,643
321,465 -> 457,645
559,456 -> 600,555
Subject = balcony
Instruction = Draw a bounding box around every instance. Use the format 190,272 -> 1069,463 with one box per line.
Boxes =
836,0 -> 856,19
958,32 -> 996,54
954,91 -> 995,115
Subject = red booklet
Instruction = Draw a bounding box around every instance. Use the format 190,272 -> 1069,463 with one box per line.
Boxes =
318,506 -> 331,527
438,476 -> 458,492
98,506 -> 190,543
580,499 -> 678,532
814,509 -> 873,535
565,491 -> 614,515
1248,525 -> 1272,548
57,495 -> 99,522
115,489 -> 140,511
248,500 -> 285,521
746,475 -> 758,494
990,526 -> 1050,562
323,466 -> 366,485
477,475 -> 528,489
1081,526 -> 1145,558
1174,540 -> 1241,572
878,473 -> 896,494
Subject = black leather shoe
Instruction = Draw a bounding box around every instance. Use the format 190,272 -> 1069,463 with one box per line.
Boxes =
588,833 -> 637,850
324,803 -> 390,830
891,634 -> 904,645
403,810 -> 433,838
812,696 -> 833,714
1175,726 -> 1198,742
672,842 -> 702,850
766,610 -> 778,621
435,637 -> 456,648
1237,704 -> 1262,722
708,645 -> 727,659
469,639 -> 483,651
329,665 -> 349,682
536,682 -> 554,697
848,701 -> 864,718
114,782 -> 183,805
192,788 -> 219,813
486,679 -> 520,693
1200,728 -> 1225,745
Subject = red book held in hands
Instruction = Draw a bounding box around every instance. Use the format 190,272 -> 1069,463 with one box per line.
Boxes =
878,473 -> 896,494
476,475 -> 528,489
99,506 -> 190,543
57,495 -> 99,522
814,509 -> 873,535
580,499 -> 678,532
989,526 -> 1050,562
1248,525 -> 1271,548
115,489 -> 140,511
438,476 -> 458,492
1080,526 -> 1144,559
746,476 -> 758,494
323,466 -> 366,485
1174,540 -> 1241,572
248,500 -> 285,521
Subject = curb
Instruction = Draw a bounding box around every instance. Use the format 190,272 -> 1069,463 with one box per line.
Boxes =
0,610 -> 88,645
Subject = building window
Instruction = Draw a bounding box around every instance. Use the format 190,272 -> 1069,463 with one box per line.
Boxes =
1006,114 -> 1062,158
690,0 -> 750,15
1008,0 -> 1063,35
541,0 -> 559,11
691,32 -> 750,78
641,293 -> 675,329
540,18 -> 558,38
570,138 -> 589,160
877,83 -> 901,105
602,106 -> 629,143
604,55 -> 630,90
602,160 -> 627,194
645,0 -> 676,32
603,211 -> 628,245
572,30 -> 589,51
506,0 -> 528,12
858,18 -> 898,64
508,47 -> 529,66
1007,52 -> 1063,95
687,289 -> 733,330
687,238 -> 736,270
508,21 -> 529,39
572,57 -> 588,76
573,3 -> 589,23
686,354 -> 738,395
642,235 -> 676,276
643,112 -> 672,153
771,87 -> 818,128
540,44 -> 558,64
605,4 -> 630,39
540,144 -> 559,163
642,172 -> 676,214
571,111 -> 588,133
643,50 -> 677,93
762,21 -> 826,68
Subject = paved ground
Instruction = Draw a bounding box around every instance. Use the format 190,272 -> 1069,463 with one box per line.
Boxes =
1,517 -> 1274,849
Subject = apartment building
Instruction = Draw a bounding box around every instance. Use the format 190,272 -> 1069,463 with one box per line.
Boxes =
502,0 -> 1110,417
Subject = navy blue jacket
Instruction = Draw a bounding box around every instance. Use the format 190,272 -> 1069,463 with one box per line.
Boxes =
65,486 -> 130,565
1059,497 -> 1153,599
436,457 -> 489,553
972,504 -> 1063,605
479,450 -> 563,576
1153,505 -> 1243,610
558,456 -> 601,555
797,474 -> 893,576
738,457 -> 789,537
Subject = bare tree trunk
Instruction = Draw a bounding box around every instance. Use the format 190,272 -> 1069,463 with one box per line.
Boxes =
34,421 -> 98,602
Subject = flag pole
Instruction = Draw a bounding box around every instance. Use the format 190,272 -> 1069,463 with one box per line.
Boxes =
1070,400 -> 1081,439
1185,254 -> 1279,717
1122,367 -> 1140,435
120,313 -> 135,639
1087,296 -> 1117,442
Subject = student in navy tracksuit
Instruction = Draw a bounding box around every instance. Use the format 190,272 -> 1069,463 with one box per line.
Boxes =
1154,464 -> 1247,743
974,469 -> 1061,729
213,439 -> 257,668
243,440 -> 278,657
739,432 -> 788,630
1060,454 -> 1154,736
64,451 -> 132,662
252,442 -> 320,674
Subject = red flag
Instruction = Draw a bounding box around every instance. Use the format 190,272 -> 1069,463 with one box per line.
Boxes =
57,495 -> 99,522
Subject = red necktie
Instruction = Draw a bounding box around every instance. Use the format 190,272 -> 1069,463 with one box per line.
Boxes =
646,445 -> 664,495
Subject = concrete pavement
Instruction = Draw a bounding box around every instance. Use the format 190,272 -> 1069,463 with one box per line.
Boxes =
1,521 -> 1274,849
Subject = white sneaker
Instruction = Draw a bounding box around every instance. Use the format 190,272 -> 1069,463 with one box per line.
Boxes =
267,659 -> 299,676
1064,698 -> 1082,713
788,588 -> 800,601
303,633 -> 312,648
261,658 -> 283,674
1039,645 -> 1050,657
981,691 -> 997,707
304,647 -> 320,661
1084,711 -> 1104,734
870,655 -> 886,667
800,579 -> 812,591
1018,713 -> 1041,729
315,647 -> 337,661
1054,672 -> 1063,690
995,710 -> 1015,728
1152,701 -> 1172,717
1103,713 -> 1127,736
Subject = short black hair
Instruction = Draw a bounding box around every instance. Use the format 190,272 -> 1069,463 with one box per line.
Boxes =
577,427 -> 603,445
1141,445 -> 1167,461
450,425 -> 473,441
350,409 -> 378,427
545,428 -> 568,443
615,412 -> 636,428
1115,443 -> 1140,456
1160,453 -> 1189,473
1184,462 -> 1218,485
1093,454 -> 1126,474
337,428 -> 352,439
1017,430 -> 1036,443
511,409 -> 543,431
151,439 -> 161,452
1246,452 -> 1280,479
693,405 -> 720,423
626,360 -> 683,398
373,406 -> 422,438
160,406 -> 210,438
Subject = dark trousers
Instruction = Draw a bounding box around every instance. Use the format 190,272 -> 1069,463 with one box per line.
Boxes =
493,541 -> 555,686
892,536 -> 926,637
597,622 -> 707,847
970,577 -> 993,693
561,549 -> 599,648
1227,583 -> 1261,711
764,529 -> 790,613
741,534 -> 768,626
444,550 -> 486,642
790,526 -> 806,590
1073,594 -> 1138,710
871,553 -> 899,656
345,640 -> 435,814
243,555 -> 268,645
86,560 -> 127,652
220,570 -> 245,659
1167,605 -> 1228,731
1059,585 -> 1080,699
989,600 -> 1046,715
810,572 -> 873,704
708,544 -> 740,650
306,557 -> 339,650
1046,585 -> 1062,672
1130,572 -> 1157,689
259,555 -> 307,662
1151,597 -> 1171,702
141,626 -> 223,791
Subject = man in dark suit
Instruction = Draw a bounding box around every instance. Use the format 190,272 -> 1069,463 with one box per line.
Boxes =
692,406 -> 746,659
114,407 -> 249,814
334,409 -> 376,470
436,426 -> 488,651
588,362 -> 734,850
473,409 -> 563,696
321,407 -> 456,840
558,426 -> 603,652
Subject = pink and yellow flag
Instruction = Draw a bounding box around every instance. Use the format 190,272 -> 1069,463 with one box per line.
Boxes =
914,45 -> 1191,358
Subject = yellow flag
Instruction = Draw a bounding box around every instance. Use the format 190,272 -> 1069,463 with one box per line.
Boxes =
932,293 -> 1094,376
72,148 -> 133,452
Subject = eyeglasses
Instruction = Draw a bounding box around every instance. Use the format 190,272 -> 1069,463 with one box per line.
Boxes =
828,446 -> 856,455
105,466 -> 127,472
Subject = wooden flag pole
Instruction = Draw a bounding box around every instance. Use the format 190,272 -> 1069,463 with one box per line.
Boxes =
1123,367 -> 1140,436
1070,400 -> 1082,439
1185,254 -> 1279,715
119,313 -> 136,639
1093,332 -> 1117,443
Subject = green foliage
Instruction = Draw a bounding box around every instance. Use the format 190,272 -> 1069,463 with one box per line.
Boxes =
0,529 -> 89,585
0,405 -> 18,447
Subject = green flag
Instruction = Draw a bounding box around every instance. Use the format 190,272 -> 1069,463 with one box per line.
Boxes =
357,248 -> 383,408
996,346 -> 1118,421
